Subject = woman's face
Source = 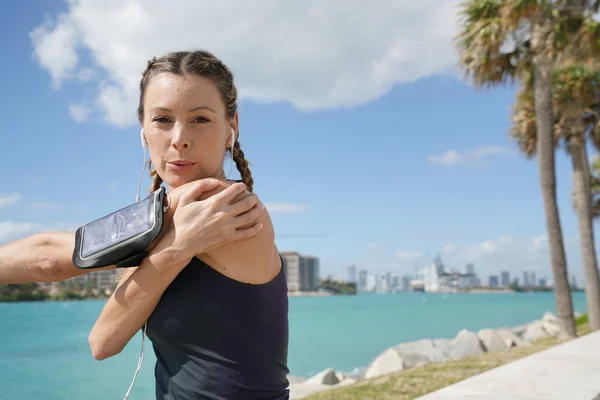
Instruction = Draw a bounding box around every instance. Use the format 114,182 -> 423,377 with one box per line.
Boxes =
141,72 -> 237,190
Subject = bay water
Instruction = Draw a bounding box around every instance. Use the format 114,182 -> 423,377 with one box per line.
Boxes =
0,291 -> 587,399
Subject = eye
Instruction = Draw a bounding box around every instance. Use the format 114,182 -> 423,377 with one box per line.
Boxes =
193,116 -> 210,123
153,116 -> 171,123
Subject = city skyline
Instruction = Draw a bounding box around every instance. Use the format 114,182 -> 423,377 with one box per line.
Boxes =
0,0 -> 595,287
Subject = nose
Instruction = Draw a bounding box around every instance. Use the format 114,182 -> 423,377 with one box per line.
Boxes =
171,123 -> 191,151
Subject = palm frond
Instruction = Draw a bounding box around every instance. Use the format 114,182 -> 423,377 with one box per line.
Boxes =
455,0 -> 523,88
501,0 -> 541,31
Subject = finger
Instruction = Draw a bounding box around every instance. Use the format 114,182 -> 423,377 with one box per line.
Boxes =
179,179 -> 220,207
211,182 -> 247,204
230,222 -> 264,242
235,202 -> 265,228
229,193 -> 260,217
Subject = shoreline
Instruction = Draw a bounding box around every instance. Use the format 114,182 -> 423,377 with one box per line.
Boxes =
288,310 -> 585,399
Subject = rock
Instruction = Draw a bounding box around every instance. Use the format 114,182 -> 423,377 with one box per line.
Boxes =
304,368 -> 340,386
448,329 -> 485,360
364,348 -> 405,379
334,371 -> 347,383
543,311 -> 559,323
287,375 -> 306,384
509,324 -> 528,336
522,320 -> 549,342
495,328 -> 530,347
432,338 -> 453,354
394,339 -> 450,366
477,329 -> 511,351
541,312 -> 564,336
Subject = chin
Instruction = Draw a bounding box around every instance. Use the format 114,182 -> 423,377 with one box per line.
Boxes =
163,173 -> 215,190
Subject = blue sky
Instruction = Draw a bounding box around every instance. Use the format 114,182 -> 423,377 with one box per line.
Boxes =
0,0 -> 592,285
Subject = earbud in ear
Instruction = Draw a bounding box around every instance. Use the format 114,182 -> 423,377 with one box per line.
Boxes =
230,128 -> 235,147
140,128 -> 147,148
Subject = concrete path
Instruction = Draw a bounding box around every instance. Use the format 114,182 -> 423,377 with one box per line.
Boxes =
416,330 -> 600,400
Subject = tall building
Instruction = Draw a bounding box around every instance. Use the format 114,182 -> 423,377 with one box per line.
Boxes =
366,274 -> 376,292
531,272 -> 537,287
347,265 -> 357,284
500,271 -> 510,287
489,275 -> 499,287
523,271 -> 530,287
358,270 -> 368,292
281,251 -> 320,292
466,264 -> 475,274
465,263 -> 477,287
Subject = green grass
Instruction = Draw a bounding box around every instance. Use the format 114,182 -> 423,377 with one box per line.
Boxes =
304,315 -> 591,400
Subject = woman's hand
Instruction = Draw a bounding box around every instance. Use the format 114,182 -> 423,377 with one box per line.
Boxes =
167,179 -> 265,259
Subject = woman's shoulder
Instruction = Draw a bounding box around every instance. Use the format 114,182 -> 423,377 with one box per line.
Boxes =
196,180 -> 282,285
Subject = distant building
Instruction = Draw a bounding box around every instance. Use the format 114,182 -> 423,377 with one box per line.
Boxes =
539,278 -> 547,288
512,277 -> 520,287
281,251 -> 320,292
347,265 -> 357,284
531,272 -> 537,287
523,271 -> 530,287
413,256 -> 473,293
366,274 -> 376,292
358,270 -> 368,292
465,263 -> 477,287
489,275 -> 499,287
501,271 -> 510,287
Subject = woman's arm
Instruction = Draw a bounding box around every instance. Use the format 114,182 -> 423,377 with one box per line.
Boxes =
0,232 -> 115,284
88,227 -> 188,360
88,180 -> 264,360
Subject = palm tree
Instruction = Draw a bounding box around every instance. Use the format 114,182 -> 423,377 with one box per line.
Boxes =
589,156 -> 600,216
511,65 -> 600,331
456,0 -> 599,337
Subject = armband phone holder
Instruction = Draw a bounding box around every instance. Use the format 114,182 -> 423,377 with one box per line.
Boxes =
73,187 -> 167,269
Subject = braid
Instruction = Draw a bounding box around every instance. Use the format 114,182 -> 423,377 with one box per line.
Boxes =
232,139 -> 254,193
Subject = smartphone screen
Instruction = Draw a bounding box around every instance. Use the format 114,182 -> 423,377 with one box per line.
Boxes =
80,195 -> 153,258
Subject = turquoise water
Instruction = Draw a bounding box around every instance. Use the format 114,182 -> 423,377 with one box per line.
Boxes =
0,292 -> 587,399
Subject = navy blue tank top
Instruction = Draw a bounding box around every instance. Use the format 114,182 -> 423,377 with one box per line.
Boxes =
146,256 -> 290,399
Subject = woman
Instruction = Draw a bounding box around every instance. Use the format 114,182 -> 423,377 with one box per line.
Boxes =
0,50 -> 290,399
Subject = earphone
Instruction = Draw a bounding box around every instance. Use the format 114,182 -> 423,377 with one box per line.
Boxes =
227,127 -> 235,179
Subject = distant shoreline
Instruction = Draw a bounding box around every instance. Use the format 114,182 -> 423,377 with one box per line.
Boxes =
287,291 -> 332,297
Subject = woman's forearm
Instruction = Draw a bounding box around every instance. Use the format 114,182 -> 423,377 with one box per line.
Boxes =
0,232 -> 90,284
88,228 -> 190,360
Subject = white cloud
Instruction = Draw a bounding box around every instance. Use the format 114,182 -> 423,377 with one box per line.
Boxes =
30,15 -> 79,89
0,221 -> 80,244
30,0 -> 462,127
266,203 -> 308,214
428,146 -> 514,166
0,193 -> 22,208
397,250 -> 421,261
68,102 -> 91,123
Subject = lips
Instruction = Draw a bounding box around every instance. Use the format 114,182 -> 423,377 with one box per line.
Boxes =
167,160 -> 195,172
169,160 -> 194,166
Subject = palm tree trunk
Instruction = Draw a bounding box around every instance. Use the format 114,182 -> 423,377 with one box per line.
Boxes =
571,139 -> 600,330
532,21 -> 576,337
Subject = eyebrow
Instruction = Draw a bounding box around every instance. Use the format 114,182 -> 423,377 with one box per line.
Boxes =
150,106 -> 216,113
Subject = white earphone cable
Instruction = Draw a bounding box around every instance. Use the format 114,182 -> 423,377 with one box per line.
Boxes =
123,128 -> 150,400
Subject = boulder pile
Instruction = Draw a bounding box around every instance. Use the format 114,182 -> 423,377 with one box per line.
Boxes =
288,311 -> 579,399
